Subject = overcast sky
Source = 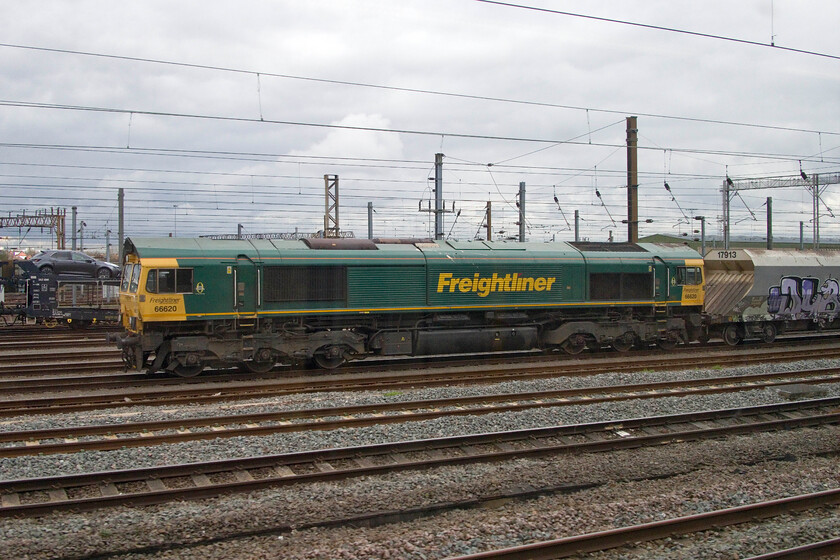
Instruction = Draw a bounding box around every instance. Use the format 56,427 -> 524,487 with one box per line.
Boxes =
1,1 -> 838,252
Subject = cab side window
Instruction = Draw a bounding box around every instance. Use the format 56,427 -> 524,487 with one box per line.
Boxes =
145,269 -> 157,293
129,265 -> 141,293
676,266 -> 702,286
176,269 -> 193,293
145,269 -> 193,294
158,270 -> 176,293
121,264 -> 134,291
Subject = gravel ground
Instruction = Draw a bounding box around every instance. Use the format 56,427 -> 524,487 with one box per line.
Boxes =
2,357 -> 837,433
2,358 -> 839,480
4,429 -> 836,560
0,358 -> 839,559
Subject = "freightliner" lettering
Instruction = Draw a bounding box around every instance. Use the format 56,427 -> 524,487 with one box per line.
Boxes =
436,272 -> 556,298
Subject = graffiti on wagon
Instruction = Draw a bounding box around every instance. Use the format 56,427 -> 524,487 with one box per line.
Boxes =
767,275 -> 840,321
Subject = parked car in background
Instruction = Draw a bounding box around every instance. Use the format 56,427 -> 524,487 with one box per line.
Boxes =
30,250 -> 121,279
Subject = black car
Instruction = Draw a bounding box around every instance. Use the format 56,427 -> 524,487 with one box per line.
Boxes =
30,250 -> 121,279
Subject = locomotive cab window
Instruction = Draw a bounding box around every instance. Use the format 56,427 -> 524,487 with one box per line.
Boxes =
121,264 -> 134,292
146,268 -> 194,294
129,264 -> 142,293
676,266 -> 702,286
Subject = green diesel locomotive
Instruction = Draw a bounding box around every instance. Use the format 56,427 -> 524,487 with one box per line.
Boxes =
112,237 -> 704,376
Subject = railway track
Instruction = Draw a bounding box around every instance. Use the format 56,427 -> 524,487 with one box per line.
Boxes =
0,338 -> 114,354
0,331 -> 123,374
3,343 -> 840,417
0,330 -> 837,378
1,368 -> 837,457
0,333 -> 837,379
2,397 -> 838,518
449,491 -> 840,559
0,359 -> 123,377
0,325 -> 117,340
0,348 -> 117,365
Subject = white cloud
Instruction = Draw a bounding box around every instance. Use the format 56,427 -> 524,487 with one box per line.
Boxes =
0,0 -> 838,245
291,113 -> 405,161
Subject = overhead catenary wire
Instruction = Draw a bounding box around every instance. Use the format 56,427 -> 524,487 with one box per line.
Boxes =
0,164 -> 812,234
490,119 -> 625,165
0,42 -> 837,138
9,156 -> 836,187
0,32 -> 837,247
4,137 -> 837,173
6,99 -> 837,164
664,181 -> 690,222
473,0 -> 840,62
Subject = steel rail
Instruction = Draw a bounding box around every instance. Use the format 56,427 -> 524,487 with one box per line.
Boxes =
0,326 -> 116,338
445,490 -> 840,559
0,371 -> 154,390
2,345 -> 840,417
1,335 -> 838,384
1,370 -> 837,458
0,349 -> 118,365
743,538 -> 840,560
1,398 -> 838,518
0,360 -> 123,378
0,338 -> 109,350
0,331 -> 835,381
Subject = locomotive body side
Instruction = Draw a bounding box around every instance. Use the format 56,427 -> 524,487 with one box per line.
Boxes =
112,237 -> 705,375
539,242 -> 704,352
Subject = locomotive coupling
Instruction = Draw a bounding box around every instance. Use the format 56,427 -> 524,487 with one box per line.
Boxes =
107,332 -> 139,349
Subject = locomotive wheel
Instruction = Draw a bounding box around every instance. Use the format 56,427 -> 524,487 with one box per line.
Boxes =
241,360 -> 275,373
242,349 -> 275,373
313,345 -> 347,369
561,335 -> 587,355
611,333 -> 635,352
313,353 -> 346,369
722,325 -> 742,346
171,352 -> 204,377
760,323 -> 777,343
43,318 -> 58,328
172,364 -> 204,377
656,337 -> 677,351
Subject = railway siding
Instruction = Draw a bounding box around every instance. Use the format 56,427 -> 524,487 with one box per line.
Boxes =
1,398 -> 838,517
0,368 -> 838,457
1,333 -> 840,558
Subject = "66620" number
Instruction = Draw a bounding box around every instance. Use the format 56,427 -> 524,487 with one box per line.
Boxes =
154,305 -> 177,313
